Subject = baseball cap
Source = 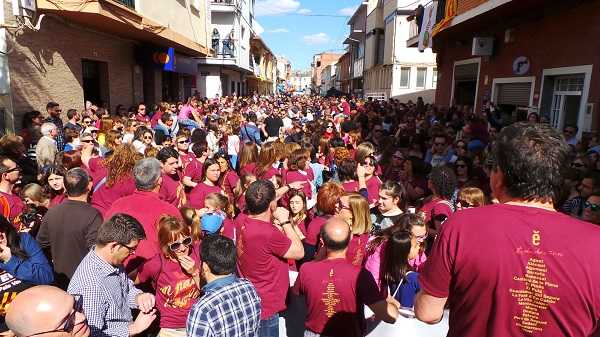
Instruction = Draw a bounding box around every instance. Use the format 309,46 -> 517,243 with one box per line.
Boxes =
201,211 -> 225,235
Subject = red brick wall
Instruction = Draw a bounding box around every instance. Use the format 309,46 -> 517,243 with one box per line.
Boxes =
434,1 -> 600,130
7,16 -> 136,130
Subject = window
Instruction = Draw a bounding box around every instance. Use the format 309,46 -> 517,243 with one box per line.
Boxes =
416,67 -> 427,88
400,67 -> 411,88
432,68 -> 438,88
376,33 -> 385,65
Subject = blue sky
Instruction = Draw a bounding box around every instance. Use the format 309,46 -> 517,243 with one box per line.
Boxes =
254,0 -> 362,71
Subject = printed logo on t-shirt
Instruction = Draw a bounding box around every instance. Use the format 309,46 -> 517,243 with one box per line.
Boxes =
159,277 -> 200,309
509,230 -> 561,334
322,269 -> 341,318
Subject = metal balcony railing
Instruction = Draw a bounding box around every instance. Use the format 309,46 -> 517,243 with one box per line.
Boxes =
409,20 -> 420,40
115,0 -> 135,9
212,38 -> 236,58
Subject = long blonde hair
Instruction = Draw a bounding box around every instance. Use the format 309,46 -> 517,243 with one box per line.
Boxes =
348,193 -> 372,235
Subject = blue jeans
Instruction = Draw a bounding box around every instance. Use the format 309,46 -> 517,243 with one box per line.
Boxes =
259,313 -> 279,337
178,118 -> 200,130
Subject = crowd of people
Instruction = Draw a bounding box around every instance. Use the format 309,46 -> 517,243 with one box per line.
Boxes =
0,93 -> 599,337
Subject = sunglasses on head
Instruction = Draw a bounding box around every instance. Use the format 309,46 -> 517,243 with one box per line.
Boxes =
169,236 -> 192,252
585,201 -> 600,212
28,294 -> 83,336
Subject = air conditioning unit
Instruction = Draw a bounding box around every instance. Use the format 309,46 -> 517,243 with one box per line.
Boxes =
472,37 -> 494,56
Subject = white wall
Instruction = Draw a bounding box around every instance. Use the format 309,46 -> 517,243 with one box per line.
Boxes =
393,15 -> 436,64
390,64 -> 437,97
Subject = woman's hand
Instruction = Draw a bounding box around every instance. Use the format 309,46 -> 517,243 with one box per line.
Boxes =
0,244 -> 12,263
177,255 -> 198,276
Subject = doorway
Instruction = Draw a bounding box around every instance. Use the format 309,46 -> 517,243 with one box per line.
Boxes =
549,75 -> 584,130
452,61 -> 479,109
82,60 -> 109,107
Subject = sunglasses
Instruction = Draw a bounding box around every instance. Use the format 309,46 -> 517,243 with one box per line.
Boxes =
28,294 -> 83,336
457,200 -> 474,208
81,139 -> 94,144
143,136 -> 153,140
169,236 -> 192,252
571,162 -> 585,168
326,125 -> 333,128
83,120 -> 92,125
178,140 -> 190,144
4,166 -> 21,174
585,201 -> 600,212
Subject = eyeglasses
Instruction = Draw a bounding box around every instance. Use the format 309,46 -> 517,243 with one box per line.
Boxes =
168,236 -> 192,252
415,233 -> 428,243
4,166 -> 21,174
585,201 -> 600,212
120,243 -> 137,255
28,294 -> 83,336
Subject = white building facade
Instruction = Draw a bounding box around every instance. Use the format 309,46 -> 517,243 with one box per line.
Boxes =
197,0 -> 255,98
290,71 -> 311,92
363,0 -> 437,102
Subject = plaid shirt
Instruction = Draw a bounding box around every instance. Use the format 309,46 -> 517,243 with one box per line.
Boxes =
186,275 -> 261,337
67,250 -> 142,337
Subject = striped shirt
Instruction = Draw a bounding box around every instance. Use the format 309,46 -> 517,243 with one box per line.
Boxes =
186,275 -> 261,337
68,250 -> 142,337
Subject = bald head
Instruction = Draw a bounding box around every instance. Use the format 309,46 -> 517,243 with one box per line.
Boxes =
320,217 -> 351,253
6,285 -> 88,337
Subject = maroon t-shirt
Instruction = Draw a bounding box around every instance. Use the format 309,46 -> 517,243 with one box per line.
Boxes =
346,233 -> 369,267
293,258 -> 379,336
255,166 -> 279,180
86,157 -> 108,189
106,190 -> 182,268
183,159 -> 203,184
305,216 -> 329,246
0,191 -> 24,224
419,198 -> 453,223
187,182 -> 222,209
420,204 -> 600,337
220,170 -> 239,202
49,193 -> 67,208
137,245 -> 201,328
365,176 -> 382,206
236,216 -> 291,319
179,152 -> 195,170
159,173 -> 182,207
342,180 -> 359,193
91,176 -> 136,217
239,163 -> 256,177
285,170 -> 312,199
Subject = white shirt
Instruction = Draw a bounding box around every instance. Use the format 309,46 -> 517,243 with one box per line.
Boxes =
228,135 -> 240,155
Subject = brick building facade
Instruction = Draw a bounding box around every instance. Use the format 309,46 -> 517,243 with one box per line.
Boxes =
432,0 -> 599,135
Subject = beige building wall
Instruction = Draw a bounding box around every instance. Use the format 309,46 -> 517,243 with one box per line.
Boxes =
136,0 -> 210,50
7,16 -> 136,130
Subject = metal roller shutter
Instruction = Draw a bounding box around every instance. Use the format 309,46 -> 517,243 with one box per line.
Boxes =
497,82 -> 532,106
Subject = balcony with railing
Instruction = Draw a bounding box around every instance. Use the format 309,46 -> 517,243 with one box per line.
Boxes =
212,38 -> 236,58
210,0 -> 238,12
407,19 -> 420,47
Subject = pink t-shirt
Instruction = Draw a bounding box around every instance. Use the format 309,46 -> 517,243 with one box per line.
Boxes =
305,216 -> 329,246
159,174 -> 182,207
150,111 -> 164,128
187,182 -> 222,209
105,190 -> 182,269
177,105 -> 193,120
236,216 -> 291,319
364,242 -> 385,290
137,245 -> 201,328
91,176 -> 136,217
285,170 -> 312,199
420,204 -> 600,337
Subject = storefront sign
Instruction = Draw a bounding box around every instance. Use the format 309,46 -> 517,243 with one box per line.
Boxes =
513,56 -> 530,75
418,3 -> 437,52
